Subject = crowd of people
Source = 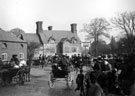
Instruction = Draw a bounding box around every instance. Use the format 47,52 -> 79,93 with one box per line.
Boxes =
0,53 -> 135,95
41,53 -> 135,96
75,53 -> 135,96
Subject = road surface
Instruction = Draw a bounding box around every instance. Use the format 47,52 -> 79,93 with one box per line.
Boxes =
0,66 -> 80,96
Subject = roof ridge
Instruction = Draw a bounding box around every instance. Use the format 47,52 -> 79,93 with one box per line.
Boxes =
43,30 -> 71,32
0,29 -> 27,43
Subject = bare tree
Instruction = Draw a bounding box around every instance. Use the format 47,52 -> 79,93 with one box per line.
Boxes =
27,42 -> 41,65
112,11 -> 135,53
81,18 -> 110,56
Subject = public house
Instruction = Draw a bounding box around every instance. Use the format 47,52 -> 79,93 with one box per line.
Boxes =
24,21 -> 81,58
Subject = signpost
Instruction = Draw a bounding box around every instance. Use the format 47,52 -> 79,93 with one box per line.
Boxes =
82,42 -> 90,54
82,42 -> 90,48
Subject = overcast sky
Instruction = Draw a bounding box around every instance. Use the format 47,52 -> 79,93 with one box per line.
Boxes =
0,0 -> 135,42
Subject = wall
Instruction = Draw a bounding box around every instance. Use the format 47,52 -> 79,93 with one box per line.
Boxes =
0,41 -> 27,63
34,43 -> 57,58
62,42 -> 81,57
33,42 -> 81,58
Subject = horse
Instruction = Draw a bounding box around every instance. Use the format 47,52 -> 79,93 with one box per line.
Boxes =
19,60 -> 31,82
23,65 -> 31,82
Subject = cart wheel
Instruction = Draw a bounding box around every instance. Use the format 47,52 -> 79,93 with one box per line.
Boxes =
48,72 -> 54,88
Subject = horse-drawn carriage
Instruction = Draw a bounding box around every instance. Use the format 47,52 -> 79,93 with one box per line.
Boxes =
48,63 -> 74,88
0,65 -> 25,86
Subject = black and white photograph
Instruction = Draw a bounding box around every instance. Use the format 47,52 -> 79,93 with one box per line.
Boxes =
0,0 -> 135,96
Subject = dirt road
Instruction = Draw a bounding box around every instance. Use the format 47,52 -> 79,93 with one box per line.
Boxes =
0,66 -> 80,96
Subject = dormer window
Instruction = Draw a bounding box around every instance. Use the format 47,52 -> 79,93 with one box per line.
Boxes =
17,34 -> 24,40
2,43 -> 7,49
71,37 -> 77,44
48,36 -> 55,44
48,39 -> 55,44
65,39 -> 70,43
72,39 -> 77,44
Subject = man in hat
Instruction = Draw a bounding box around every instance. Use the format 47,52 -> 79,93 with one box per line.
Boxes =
75,69 -> 84,93
10,54 -> 20,68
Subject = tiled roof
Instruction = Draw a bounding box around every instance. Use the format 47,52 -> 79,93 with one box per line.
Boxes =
40,30 -> 81,44
10,28 -> 41,44
24,33 -> 41,44
60,37 -> 70,43
10,28 -> 27,41
0,28 -> 27,43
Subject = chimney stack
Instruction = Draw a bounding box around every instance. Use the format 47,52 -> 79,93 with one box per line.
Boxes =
48,26 -> 53,30
36,21 -> 43,34
71,23 -> 77,33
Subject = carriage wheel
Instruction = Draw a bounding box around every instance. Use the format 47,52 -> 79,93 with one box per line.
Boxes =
48,72 -> 54,88
66,73 -> 73,88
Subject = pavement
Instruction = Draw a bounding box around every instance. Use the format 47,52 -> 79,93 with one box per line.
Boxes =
30,67 -> 47,76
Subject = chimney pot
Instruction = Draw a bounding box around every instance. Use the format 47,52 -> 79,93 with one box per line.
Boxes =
48,26 -> 53,30
71,23 -> 77,33
36,21 -> 43,34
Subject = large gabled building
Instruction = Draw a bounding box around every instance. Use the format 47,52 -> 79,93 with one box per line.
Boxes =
0,28 -> 27,64
24,21 -> 81,58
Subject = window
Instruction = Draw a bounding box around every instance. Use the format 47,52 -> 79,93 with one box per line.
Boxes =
50,48 -> 55,53
1,53 -> 7,61
72,39 -> 77,44
2,43 -> 7,49
71,38 -> 77,44
48,36 -> 55,44
19,52 -> 24,59
72,47 -> 77,52
49,39 -> 55,44
21,44 -> 24,48
65,47 -> 69,53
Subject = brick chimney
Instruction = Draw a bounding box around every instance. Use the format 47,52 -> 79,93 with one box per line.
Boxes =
36,21 -> 43,34
48,26 -> 53,30
71,23 -> 77,33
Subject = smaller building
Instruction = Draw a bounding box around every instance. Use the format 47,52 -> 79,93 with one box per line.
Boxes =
0,28 -> 27,64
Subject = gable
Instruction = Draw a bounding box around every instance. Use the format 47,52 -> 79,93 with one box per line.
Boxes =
71,37 -> 77,44
48,36 -> 56,44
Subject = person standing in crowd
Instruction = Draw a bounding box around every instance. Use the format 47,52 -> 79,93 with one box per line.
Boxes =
39,54 -> 42,67
77,54 -> 82,68
93,56 -> 102,72
87,71 -> 104,96
10,55 -> 20,68
0,58 -> 3,69
53,53 -> 59,64
75,69 -> 85,95
41,55 -> 45,69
